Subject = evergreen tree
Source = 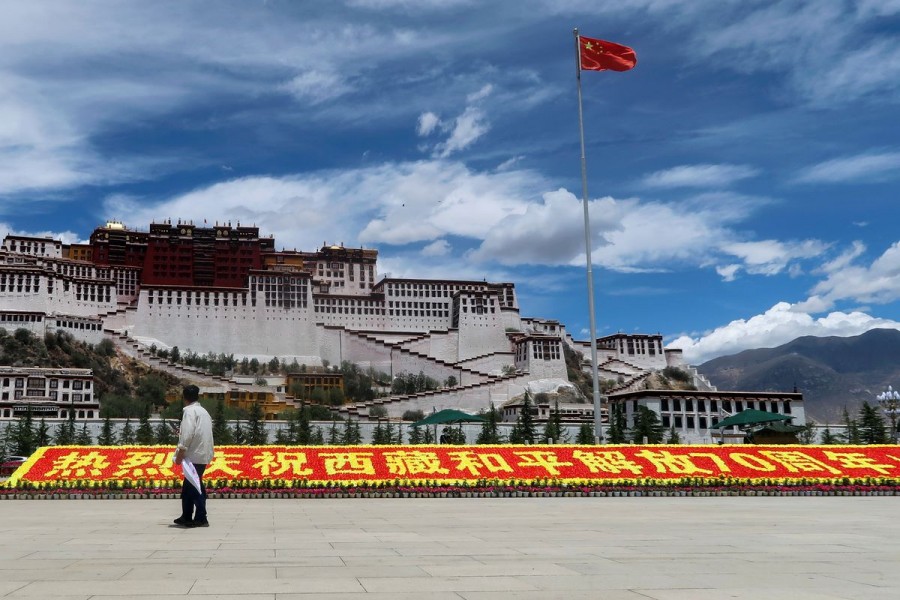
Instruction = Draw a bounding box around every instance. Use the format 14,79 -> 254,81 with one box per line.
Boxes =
246,402 -> 268,445
118,418 -> 135,445
136,408 -> 154,445
607,403 -> 628,443
154,420 -> 175,445
310,426 -> 325,445
35,418 -> 51,448
476,403 -> 503,444
232,420 -> 246,444
841,406 -> 861,444
327,420 -> 341,444
75,422 -> 93,446
295,405 -> 312,444
53,419 -> 73,445
274,426 -> 292,444
541,400 -> 568,443
342,417 -> 361,444
421,424 -> 434,444
12,411 -> 36,456
514,392 -> 536,444
213,398 -> 233,444
576,423 -> 595,444
665,425 -> 681,444
858,401 -> 888,444
97,415 -> 116,445
820,426 -> 841,445
408,424 -> 424,444
371,421 -> 387,445
631,406 -> 664,444
798,419 -> 817,444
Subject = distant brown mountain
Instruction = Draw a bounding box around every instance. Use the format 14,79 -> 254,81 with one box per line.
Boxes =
697,328 -> 900,422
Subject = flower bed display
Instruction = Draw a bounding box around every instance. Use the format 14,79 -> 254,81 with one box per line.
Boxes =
3,444 -> 900,498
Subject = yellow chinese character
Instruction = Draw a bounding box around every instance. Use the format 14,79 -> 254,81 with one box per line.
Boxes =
513,451 -> 573,476
759,451 -> 841,475
447,451 -> 514,476
320,452 -> 376,475
383,450 -> 449,476
205,452 -> 244,477
45,451 -> 111,478
572,450 -> 644,475
728,453 -> 777,472
685,452 -> 732,473
823,451 -> 897,475
112,451 -> 177,478
636,450 -> 713,475
253,451 -> 313,477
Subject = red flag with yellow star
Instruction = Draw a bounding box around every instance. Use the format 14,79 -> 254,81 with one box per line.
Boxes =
579,36 -> 636,72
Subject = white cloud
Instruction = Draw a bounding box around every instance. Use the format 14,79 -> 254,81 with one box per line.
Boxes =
716,264 -> 740,282
669,302 -> 900,364
641,164 -> 758,189
281,70 -> 351,104
795,151 -> 900,184
435,106 -> 490,158
0,222 -> 82,245
718,239 -> 827,277
416,112 -> 441,136
802,242 -> 900,312
466,84 -> 493,103
421,239 -> 450,257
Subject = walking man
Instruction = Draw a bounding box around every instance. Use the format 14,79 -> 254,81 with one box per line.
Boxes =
173,384 -> 214,528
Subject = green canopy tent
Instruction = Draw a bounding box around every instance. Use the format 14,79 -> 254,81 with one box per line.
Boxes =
412,409 -> 486,427
411,409 -> 486,444
710,409 -> 793,444
710,409 -> 792,430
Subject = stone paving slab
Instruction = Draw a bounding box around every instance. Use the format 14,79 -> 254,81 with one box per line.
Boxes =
0,497 -> 899,599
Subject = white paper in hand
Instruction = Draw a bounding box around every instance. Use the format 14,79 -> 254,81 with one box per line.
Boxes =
174,456 -> 203,494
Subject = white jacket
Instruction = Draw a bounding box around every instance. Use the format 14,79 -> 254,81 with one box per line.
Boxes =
177,402 -> 214,465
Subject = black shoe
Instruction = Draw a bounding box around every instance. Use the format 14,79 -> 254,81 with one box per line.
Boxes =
173,516 -> 191,527
189,519 -> 209,528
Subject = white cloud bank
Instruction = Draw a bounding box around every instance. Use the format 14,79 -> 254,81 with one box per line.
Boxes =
669,302 -> 900,364
641,164 -> 758,189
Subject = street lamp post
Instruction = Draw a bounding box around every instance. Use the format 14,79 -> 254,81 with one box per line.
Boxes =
876,386 -> 900,443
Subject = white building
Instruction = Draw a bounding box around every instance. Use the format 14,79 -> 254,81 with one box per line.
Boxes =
0,366 -> 99,420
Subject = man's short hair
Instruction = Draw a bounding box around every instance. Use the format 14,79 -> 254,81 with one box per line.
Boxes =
183,385 -> 200,402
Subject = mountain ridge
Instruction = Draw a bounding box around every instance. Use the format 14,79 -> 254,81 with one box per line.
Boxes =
697,328 -> 900,422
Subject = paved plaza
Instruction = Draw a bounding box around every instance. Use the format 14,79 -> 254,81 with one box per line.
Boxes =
0,496 -> 898,599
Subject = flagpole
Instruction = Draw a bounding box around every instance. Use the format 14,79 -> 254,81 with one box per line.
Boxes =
574,28 -> 604,443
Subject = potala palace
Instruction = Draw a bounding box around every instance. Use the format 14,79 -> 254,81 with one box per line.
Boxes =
0,221 -> 805,442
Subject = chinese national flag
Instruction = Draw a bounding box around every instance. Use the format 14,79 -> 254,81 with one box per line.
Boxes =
579,36 -> 637,72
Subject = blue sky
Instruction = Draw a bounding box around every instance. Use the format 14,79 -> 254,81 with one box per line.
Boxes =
3,0 -> 900,365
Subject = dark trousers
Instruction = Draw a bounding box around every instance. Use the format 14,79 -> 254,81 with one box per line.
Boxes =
180,463 -> 207,522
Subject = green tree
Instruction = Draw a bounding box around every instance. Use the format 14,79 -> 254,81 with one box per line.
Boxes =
541,400 -> 568,443
213,398 -> 234,444
514,392 -> 537,444
327,387 -> 345,405
35,418 -> 51,447
53,417 -> 75,446
444,375 -> 458,388
154,420 -> 175,445
402,409 -> 425,422
858,401 -> 888,444
169,346 -> 180,363
246,402 -> 268,445
75,422 -> 93,446
342,417 -> 361,444
477,403 -> 503,444
118,418 -> 135,445
136,375 -> 168,409
665,425 -> 681,444
576,423 -> 595,444
11,410 -> 36,456
820,426 -> 841,444
841,406 -> 861,444
97,415 -> 116,445
607,403 -> 628,443
232,420 -> 246,444
136,407 -> 155,445
408,424 -> 424,444
631,406 -> 664,444
310,426 -> 325,445
371,421 -> 387,445
798,419 -> 817,444
327,420 -> 341,444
